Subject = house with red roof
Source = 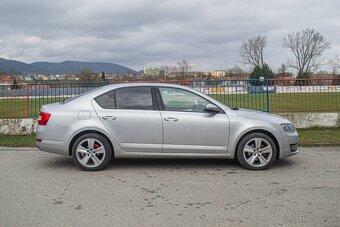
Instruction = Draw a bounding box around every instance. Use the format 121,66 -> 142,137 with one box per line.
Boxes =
0,75 -> 12,84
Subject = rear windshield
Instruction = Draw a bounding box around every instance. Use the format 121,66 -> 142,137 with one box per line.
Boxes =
61,87 -> 101,104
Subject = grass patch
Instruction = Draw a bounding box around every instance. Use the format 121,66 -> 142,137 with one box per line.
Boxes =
297,127 -> 340,146
0,127 -> 340,147
1,92 -> 340,118
0,134 -> 36,147
210,92 -> 340,112
0,98 -> 62,118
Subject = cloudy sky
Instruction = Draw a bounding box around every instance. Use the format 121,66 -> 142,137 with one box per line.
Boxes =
0,0 -> 339,71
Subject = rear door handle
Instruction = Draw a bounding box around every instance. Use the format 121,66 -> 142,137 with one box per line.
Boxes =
164,117 -> 178,121
102,116 -> 117,120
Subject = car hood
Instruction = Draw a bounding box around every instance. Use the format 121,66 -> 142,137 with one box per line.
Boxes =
234,108 -> 291,124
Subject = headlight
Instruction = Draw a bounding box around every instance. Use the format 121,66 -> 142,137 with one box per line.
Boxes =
281,123 -> 296,133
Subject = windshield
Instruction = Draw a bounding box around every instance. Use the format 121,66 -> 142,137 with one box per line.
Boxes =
192,88 -> 230,109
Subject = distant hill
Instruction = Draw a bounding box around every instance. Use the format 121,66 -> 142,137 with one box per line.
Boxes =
0,58 -> 42,73
0,58 -> 137,74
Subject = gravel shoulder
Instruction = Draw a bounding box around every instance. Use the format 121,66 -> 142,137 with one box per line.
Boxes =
0,147 -> 339,227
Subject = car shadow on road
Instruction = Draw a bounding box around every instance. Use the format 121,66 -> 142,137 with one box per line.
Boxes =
38,155 -> 297,171
106,158 -> 241,170
271,158 -> 297,169
107,158 -> 297,171
38,156 -> 76,170
38,156 -> 242,171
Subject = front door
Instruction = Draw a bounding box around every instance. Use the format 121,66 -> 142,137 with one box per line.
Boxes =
158,87 -> 229,154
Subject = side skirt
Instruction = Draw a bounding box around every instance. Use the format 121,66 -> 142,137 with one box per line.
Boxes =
114,152 -> 234,159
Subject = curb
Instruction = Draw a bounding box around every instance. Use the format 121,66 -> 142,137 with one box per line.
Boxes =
0,147 -> 39,150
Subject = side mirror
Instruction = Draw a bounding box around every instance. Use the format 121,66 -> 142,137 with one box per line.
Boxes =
204,103 -> 220,113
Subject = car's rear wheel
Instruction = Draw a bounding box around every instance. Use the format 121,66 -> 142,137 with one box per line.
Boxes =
72,133 -> 112,171
236,133 -> 277,170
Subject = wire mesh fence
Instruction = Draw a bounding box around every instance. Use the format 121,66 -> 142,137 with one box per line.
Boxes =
1,78 -> 339,118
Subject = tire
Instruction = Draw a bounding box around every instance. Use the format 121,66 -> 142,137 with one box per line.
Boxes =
236,132 -> 277,170
72,133 -> 112,171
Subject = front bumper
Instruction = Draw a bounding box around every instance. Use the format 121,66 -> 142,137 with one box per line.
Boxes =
277,130 -> 299,159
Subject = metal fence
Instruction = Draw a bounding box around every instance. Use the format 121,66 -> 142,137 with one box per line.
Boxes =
0,82 -> 108,118
267,78 -> 340,112
1,78 -> 339,118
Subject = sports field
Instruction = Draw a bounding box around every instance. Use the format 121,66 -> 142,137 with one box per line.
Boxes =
210,92 -> 340,112
0,92 -> 339,118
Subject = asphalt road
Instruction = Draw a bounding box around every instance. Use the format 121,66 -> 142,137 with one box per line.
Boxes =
0,147 -> 339,227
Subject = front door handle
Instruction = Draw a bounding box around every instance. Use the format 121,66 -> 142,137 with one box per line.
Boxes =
164,117 -> 178,122
102,116 -> 117,120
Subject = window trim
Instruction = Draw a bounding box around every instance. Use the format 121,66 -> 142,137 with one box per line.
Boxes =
156,86 -> 225,114
155,87 -> 165,110
151,87 -> 160,110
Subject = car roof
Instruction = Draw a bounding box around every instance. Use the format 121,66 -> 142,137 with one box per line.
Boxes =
95,82 -> 190,94
69,83 -> 189,101
105,82 -> 189,89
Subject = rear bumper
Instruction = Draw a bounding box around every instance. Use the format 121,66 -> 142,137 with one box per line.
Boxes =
36,139 -> 69,156
36,124 -> 73,156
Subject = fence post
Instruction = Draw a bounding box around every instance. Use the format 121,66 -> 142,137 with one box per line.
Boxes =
26,84 -> 29,118
266,78 -> 270,113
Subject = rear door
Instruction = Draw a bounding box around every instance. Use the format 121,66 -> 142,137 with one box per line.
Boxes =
93,86 -> 163,153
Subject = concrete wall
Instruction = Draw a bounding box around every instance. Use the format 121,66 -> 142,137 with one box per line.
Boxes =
0,112 -> 339,135
0,119 -> 38,135
278,112 -> 340,128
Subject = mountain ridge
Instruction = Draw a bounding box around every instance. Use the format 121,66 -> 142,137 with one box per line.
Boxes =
0,58 -> 137,74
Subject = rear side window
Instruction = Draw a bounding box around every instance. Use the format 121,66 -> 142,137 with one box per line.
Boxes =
116,87 -> 153,110
95,87 -> 154,110
95,91 -> 115,109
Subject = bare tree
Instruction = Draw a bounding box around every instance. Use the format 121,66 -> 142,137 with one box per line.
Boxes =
227,65 -> 244,74
329,55 -> 340,73
159,65 -> 179,79
277,63 -> 289,74
282,28 -> 331,77
276,63 -> 294,79
225,65 -> 249,79
159,65 -> 170,74
240,35 -> 267,67
177,60 -> 192,79
78,68 -> 99,82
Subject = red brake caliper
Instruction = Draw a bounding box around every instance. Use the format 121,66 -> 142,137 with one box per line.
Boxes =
94,143 -> 100,149
260,143 -> 267,158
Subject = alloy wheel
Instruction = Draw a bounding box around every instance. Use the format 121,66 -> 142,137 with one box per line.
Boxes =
76,138 -> 106,168
243,138 -> 273,168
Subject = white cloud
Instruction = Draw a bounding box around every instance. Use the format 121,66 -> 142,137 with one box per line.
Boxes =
0,0 -> 339,71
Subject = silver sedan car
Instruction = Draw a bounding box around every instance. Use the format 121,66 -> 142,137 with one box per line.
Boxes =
36,83 -> 298,171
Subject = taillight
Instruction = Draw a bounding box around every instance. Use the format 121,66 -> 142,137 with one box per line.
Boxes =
38,112 -> 51,125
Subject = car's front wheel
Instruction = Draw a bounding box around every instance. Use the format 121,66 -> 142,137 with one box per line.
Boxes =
236,133 -> 277,170
72,133 -> 112,171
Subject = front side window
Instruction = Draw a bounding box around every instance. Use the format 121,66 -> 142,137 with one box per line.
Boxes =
159,87 -> 209,112
116,87 -> 153,110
